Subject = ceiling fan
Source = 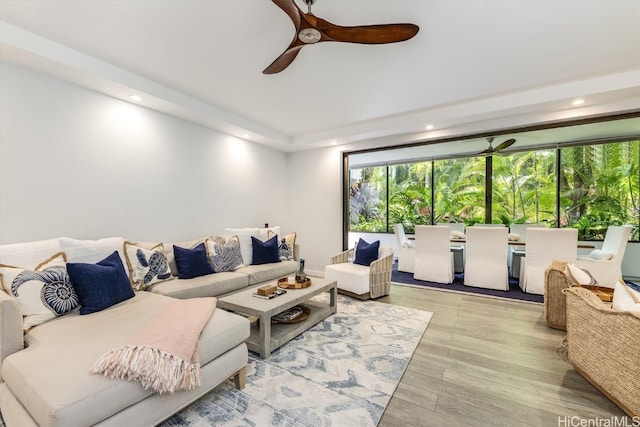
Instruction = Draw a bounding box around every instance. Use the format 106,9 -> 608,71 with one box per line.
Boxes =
479,137 -> 516,156
263,0 -> 419,74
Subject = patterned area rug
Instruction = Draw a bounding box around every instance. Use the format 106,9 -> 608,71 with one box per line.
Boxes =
161,295 -> 432,426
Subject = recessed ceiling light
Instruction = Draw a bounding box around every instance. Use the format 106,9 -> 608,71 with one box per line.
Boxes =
425,124 -> 434,130
331,140 -> 337,145
129,95 -> 142,102
572,98 -> 585,106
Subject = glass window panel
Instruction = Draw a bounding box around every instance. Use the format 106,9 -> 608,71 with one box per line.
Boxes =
388,162 -> 432,234
560,140 -> 639,240
349,166 -> 387,232
434,157 -> 485,225
492,150 -> 557,226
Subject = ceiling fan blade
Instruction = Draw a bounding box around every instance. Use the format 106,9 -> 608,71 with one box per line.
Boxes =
263,43 -> 305,74
495,138 -> 516,151
271,0 -> 302,30
318,20 -> 419,44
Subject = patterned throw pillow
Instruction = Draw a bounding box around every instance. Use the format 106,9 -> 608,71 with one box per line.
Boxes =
207,236 -> 243,272
268,230 -> 296,261
123,242 -> 172,291
0,252 -> 79,330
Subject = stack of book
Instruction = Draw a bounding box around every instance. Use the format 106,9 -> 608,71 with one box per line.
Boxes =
272,306 -> 305,323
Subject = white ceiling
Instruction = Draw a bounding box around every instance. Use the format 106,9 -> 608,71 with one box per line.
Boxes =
1,0 -> 639,152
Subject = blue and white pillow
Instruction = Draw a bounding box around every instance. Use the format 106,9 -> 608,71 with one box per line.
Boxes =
123,242 -> 172,291
0,252 -> 79,330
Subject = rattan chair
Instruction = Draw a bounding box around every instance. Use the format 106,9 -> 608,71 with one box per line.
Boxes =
324,246 -> 394,300
564,287 -> 640,417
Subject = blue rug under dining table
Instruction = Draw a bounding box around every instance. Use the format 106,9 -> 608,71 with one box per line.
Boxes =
391,262 -> 544,303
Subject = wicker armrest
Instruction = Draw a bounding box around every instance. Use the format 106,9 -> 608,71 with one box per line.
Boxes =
544,260 -> 573,330
330,248 -> 352,265
563,287 -> 640,417
370,250 -> 394,274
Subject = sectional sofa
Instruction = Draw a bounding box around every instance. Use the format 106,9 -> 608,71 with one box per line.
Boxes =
0,229 -> 298,426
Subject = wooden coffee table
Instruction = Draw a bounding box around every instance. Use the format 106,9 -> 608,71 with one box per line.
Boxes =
218,277 -> 337,358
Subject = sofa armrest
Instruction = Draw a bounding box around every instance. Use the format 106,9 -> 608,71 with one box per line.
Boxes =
0,291 -> 24,382
564,287 -> 640,417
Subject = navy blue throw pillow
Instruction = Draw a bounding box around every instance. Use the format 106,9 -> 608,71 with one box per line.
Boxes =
354,238 -> 380,266
67,251 -> 135,315
173,243 -> 215,279
251,235 -> 281,265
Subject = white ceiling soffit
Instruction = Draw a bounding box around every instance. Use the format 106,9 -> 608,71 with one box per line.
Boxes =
1,1 -> 639,153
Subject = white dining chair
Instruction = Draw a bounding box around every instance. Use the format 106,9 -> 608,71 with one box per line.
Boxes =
575,225 -> 632,287
519,228 -> 578,295
508,223 -> 546,278
393,223 -> 415,273
437,223 -> 465,273
464,227 -> 509,290
414,225 -> 454,284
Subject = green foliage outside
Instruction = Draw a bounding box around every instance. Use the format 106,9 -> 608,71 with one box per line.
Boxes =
349,140 -> 639,240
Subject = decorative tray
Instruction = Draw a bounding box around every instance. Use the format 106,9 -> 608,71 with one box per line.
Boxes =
278,277 -> 311,289
573,284 -> 614,302
271,305 -> 310,324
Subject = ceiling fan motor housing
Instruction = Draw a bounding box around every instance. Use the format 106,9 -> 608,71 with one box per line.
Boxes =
298,28 -> 321,43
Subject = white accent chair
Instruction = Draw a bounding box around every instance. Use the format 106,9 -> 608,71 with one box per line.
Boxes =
575,225 -> 632,287
393,223 -> 415,273
414,225 -> 454,284
464,227 -> 509,291
519,228 -> 578,295
324,245 -> 394,299
508,223 -> 546,278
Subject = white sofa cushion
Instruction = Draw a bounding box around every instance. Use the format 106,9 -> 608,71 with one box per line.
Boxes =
0,238 -> 63,270
149,271 -> 249,299
324,262 -> 371,296
235,260 -> 298,285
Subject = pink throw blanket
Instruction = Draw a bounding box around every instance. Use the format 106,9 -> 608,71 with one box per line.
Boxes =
91,297 -> 217,394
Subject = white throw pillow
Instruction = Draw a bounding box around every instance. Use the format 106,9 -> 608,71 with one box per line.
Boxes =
401,239 -> 415,248
0,252 -> 79,330
259,226 -> 281,241
224,228 -> 259,265
565,263 -> 597,286
612,280 -> 640,313
507,233 -> 521,241
589,249 -> 614,260
59,237 -> 128,276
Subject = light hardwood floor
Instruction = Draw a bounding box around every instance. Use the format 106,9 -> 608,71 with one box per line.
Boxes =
376,284 -> 626,427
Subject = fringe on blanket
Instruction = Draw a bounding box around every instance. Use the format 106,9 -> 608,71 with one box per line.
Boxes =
91,344 -> 202,394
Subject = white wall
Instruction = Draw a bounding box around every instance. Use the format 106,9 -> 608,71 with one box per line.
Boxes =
287,146 -> 344,275
0,62 -> 289,244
